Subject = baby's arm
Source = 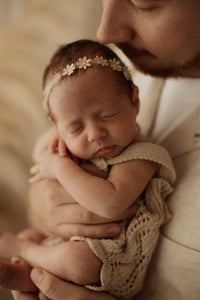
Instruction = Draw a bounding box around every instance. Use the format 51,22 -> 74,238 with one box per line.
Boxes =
30,152 -> 158,219
64,158 -> 157,218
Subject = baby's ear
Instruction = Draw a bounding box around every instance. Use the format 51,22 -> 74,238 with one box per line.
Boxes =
131,84 -> 140,115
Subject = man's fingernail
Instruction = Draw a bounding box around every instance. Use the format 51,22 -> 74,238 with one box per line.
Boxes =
11,257 -> 22,264
31,268 -> 44,283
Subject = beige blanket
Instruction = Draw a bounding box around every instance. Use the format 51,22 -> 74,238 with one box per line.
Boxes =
0,1 -> 102,299
0,0 -> 101,233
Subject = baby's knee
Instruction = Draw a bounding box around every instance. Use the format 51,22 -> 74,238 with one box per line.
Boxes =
62,241 -> 101,285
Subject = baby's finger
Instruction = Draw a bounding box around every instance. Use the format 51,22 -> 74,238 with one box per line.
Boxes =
29,174 -> 41,184
30,165 -> 40,174
49,138 -> 58,153
58,138 -> 67,157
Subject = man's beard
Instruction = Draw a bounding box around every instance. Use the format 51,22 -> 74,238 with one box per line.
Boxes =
117,43 -> 200,78
137,51 -> 200,78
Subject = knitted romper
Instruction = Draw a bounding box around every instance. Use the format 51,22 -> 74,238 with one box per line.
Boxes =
71,142 -> 176,299
45,142 -> 176,299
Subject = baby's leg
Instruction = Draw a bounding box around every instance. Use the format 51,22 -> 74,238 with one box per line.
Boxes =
0,230 -> 101,285
0,230 -> 25,257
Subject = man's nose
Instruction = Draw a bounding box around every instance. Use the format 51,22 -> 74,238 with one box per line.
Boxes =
97,0 -> 134,44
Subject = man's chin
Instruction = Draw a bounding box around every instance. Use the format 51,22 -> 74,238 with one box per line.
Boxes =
133,54 -> 200,78
134,63 -> 181,78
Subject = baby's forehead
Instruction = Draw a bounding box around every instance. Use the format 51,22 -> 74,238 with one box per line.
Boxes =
43,46 -> 133,114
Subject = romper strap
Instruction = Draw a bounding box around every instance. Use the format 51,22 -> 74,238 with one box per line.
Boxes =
107,142 -> 176,185
91,142 -> 176,185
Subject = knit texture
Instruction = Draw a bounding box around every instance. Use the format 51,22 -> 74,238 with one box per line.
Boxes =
72,142 -> 176,299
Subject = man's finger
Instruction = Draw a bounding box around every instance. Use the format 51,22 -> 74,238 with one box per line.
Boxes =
17,228 -> 46,243
0,260 -> 37,291
31,268 -> 115,300
12,290 -> 39,300
55,222 -> 121,239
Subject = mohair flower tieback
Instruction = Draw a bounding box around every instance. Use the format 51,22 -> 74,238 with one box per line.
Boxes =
43,55 -> 132,114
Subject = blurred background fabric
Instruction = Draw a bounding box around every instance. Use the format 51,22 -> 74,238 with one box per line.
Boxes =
0,1 -> 101,298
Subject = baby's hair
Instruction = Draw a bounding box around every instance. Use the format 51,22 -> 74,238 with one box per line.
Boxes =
43,39 -> 134,114
43,39 -> 132,88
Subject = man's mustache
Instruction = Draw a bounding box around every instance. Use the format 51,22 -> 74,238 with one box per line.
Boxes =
116,43 -> 156,59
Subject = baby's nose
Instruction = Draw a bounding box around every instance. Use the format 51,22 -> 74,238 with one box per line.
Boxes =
87,125 -> 107,143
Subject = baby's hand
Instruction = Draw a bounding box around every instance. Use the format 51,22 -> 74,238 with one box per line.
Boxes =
32,127 -> 56,162
49,134 -> 67,157
29,152 -> 59,183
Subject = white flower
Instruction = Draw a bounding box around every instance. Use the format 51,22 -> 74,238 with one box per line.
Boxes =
62,64 -> 76,76
43,55 -> 133,116
123,67 -> 132,81
94,56 -> 109,66
109,58 -> 123,71
76,57 -> 92,69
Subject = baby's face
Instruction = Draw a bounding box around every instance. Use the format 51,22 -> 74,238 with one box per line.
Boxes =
48,67 -> 139,160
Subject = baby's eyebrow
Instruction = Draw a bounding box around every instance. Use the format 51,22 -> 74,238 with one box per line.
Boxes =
132,0 -> 161,3
68,119 -> 82,127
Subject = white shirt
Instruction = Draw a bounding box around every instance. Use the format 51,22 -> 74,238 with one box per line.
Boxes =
151,78 -> 200,143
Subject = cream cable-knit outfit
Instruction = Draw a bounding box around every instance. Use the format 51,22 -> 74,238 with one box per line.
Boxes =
70,142 -> 176,299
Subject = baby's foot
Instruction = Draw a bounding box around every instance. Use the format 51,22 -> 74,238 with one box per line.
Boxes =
0,230 -> 23,258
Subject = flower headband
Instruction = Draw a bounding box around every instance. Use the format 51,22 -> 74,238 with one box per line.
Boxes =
43,55 -> 132,114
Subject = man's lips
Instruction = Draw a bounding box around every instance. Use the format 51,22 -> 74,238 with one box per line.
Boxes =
94,145 -> 118,157
116,43 -> 156,60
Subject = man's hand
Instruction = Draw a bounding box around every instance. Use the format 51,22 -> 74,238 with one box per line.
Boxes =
12,269 -> 116,300
27,268 -> 115,300
29,128 -> 137,239
0,260 -> 116,300
29,152 -> 60,183
0,259 -> 36,292
28,179 -> 137,238
0,231 -> 115,300
0,228 -> 46,292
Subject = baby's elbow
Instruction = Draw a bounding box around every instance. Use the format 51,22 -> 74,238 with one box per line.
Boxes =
100,204 -> 126,220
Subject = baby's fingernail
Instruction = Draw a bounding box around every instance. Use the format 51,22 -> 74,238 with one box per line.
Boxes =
31,268 -> 44,283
